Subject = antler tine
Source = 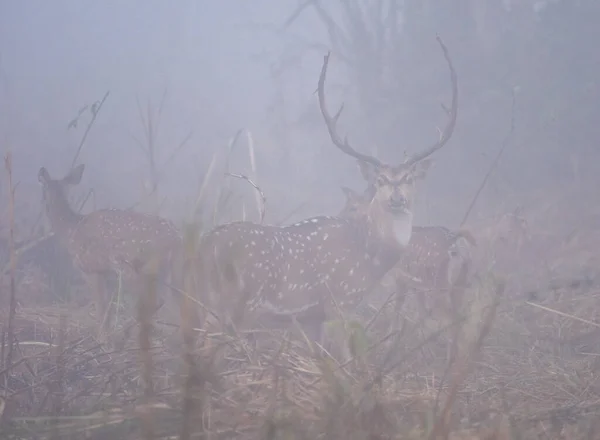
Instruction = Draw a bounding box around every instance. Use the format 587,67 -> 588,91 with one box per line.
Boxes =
405,35 -> 458,167
318,52 -> 382,167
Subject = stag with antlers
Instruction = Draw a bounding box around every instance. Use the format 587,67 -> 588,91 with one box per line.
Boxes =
189,36 -> 458,346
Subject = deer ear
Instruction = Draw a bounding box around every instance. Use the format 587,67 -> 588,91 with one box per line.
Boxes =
64,164 -> 85,185
357,160 -> 378,183
38,167 -> 51,185
410,158 -> 434,180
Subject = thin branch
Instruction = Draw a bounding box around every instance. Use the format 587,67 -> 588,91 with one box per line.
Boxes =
159,130 -> 194,180
459,90 -> 517,228
212,129 -> 244,224
311,1 -> 352,64
129,89 -> 192,213
244,131 -> 263,225
156,86 -> 170,132
225,173 -> 267,224
1,152 -> 17,390
70,91 -> 110,170
340,0 -> 372,57
282,0 -> 314,29
136,95 -> 150,147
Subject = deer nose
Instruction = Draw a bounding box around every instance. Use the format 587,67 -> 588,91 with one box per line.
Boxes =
390,192 -> 407,208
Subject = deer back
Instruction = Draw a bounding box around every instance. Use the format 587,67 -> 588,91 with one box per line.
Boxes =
195,215 -> 406,324
69,208 -> 181,277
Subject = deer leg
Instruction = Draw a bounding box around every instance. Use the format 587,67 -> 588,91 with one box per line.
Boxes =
149,253 -> 173,314
85,272 -> 109,336
413,286 -> 438,362
444,261 -> 469,366
153,258 -> 173,315
169,250 -> 204,335
135,267 -> 163,322
299,300 -> 330,356
392,280 -> 407,332
230,289 -> 252,332
300,316 -> 325,347
395,281 -> 434,360
446,284 -> 467,367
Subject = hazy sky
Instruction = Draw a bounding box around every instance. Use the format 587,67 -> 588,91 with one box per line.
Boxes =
1,0 -> 592,230
1,1 -> 334,217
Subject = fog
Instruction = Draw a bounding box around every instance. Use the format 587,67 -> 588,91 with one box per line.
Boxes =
3,2 -> 600,433
1,0 -> 599,235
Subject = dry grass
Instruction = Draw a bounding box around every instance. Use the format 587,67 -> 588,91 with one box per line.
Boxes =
1,217 -> 600,440
2,120 -> 600,439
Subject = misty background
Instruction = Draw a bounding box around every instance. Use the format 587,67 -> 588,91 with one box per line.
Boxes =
1,0 -> 598,239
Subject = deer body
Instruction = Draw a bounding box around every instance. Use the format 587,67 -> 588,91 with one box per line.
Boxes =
38,165 -> 181,332
196,213 -> 413,340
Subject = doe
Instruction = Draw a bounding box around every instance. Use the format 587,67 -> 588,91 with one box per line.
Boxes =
38,164 -> 181,334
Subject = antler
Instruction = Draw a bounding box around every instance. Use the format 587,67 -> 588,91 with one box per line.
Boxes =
404,35 -> 458,167
317,52 -> 382,167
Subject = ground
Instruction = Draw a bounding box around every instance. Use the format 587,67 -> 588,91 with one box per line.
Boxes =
1,181 -> 599,439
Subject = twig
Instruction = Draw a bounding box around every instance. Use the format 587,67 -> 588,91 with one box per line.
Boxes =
178,227 -> 200,440
429,282 -> 504,439
2,152 -> 17,395
27,91 -> 108,247
244,131 -> 263,224
212,129 -> 244,227
275,200 -> 310,226
282,0 -> 314,29
459,89 -> 517,228
0,233 -> 53,277
70,91 -> 110,170
137,270 -> 157,440
50,314 -> 66,440
128,89 -> 193,214
526,301 -> 600,329
225,173 -> 267,224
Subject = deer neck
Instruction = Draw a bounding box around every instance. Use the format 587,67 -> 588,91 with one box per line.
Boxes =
392,213 -> 414,247
365,204 -> 414,253
44,194 -> 84,239
335,207 -> 411,282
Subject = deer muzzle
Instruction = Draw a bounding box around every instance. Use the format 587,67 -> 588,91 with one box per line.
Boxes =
388,192 -> 409,214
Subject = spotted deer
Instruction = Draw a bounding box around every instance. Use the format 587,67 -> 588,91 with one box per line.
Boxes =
189,37 -> 458,344
38,164 -> 182,333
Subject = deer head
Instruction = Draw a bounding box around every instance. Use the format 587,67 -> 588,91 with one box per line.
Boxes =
318,36 -> 457,247
38,164 -> 86,236
339,186 -> 366,218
